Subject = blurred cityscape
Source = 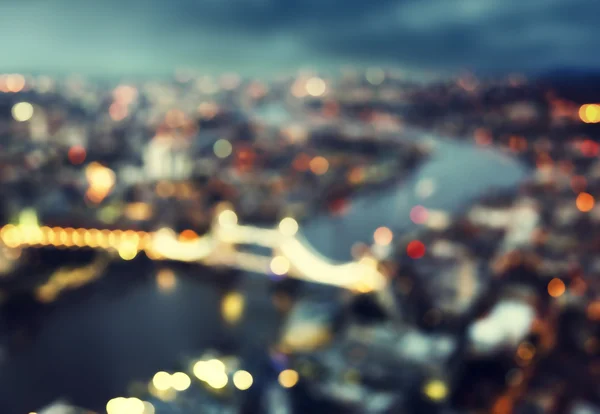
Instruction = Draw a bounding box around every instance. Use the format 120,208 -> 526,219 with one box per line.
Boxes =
0,69 -> 599,414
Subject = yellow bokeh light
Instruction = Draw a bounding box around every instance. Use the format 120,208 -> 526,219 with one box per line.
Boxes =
171,372 -> 191,391
143,401 -> 155,414
12,102 -> 34,122
194,358 -> 226,382
278,369 -> 299,388
107,397 -> 144,414
206,358 -> 226,372
306,77 -> 326,97
118,240 -> 138,260
423,379 -> 448,401
207,371 -> 229,389
124,398 -> 145,414
86,162 -> 116,191
222,291 -> 245,324
580,104 -> 600,124
106,397 -> 127,414
233,370 -> 253,390
214,139 -> 233,158
152,371 -> 172,391
279,217 -> 299,236
270,255 -> 290,275
193,360 -> 208,380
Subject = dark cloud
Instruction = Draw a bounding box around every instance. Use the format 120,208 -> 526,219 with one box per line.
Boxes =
0,0 -> 598,75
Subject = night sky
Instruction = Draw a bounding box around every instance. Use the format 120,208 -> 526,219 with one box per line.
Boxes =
0,0 -> 599,76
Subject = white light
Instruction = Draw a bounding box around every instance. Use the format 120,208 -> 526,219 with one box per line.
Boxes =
278,217 -> 299,236
218,210 -> 238,227
12,102 -> 34,122
233,370 -> 253,390
306,77 -> 326,97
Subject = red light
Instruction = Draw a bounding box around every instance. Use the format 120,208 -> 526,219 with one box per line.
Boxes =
328,198 -> 349,216
406,240 -> 425,259
68,145 -> 87,165
580,140 -> 599,157
410,205 -> 428,224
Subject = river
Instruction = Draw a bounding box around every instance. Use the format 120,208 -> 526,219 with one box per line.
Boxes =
0,134 -> 529,413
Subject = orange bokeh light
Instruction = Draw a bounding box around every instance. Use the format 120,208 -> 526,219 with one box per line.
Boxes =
5,74 -> 25,93
547,278 -> 566,298
309,156 -> 329,175
179,229 -> 199,242
576,192 -> 595,212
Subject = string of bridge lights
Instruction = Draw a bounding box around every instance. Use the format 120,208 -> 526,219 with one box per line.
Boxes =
0,205 -> 388,293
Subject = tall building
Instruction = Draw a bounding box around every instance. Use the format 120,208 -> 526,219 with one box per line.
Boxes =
143,134 -> 193,181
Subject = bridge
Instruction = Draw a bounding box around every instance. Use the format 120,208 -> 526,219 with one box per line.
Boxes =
0,204 -> 388,293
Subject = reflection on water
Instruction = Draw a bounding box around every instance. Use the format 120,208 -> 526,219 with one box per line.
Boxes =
0,263 -> 282,412
302,138 -> 528,261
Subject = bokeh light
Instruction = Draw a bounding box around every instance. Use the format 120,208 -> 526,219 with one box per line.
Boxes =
278,369 -> 299,388
309,156 -> 329,175
222,291 -> 245,324
12,102 -> 34,122
305,77 -> 326,97
406,240 -> 426,259
410,205 -> 429,224
171,372 -> 191,391
373,226 -> 393,246
68,145 -> 87,165
279,217 -> 299,236
233,370 -> 253,390
576,192 -> 595,212
423,379 -> 448,401
579,104 -> 600,123
214,139 -> 233,158
547,278 -> 566,298
152,371 -> 172,391
270,256 -> 290,275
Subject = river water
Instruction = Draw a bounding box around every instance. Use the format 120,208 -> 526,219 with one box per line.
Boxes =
302,136 -> 528,261
0,135 -> 529,413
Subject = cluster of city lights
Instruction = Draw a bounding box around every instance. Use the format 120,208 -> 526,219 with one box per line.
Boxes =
0,74 -> 26,93
111,359 -> 301,411
106,397 -> 154,414
191,359 -> 234,390
0,223 -> 153,261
